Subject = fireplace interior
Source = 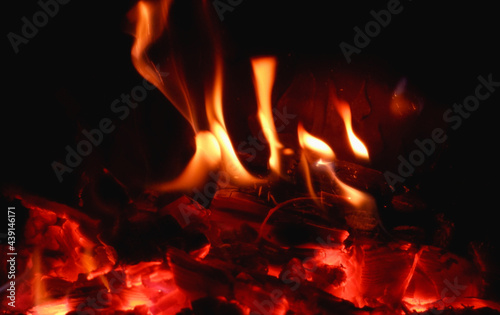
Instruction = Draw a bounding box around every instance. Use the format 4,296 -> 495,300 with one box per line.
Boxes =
2,1 -> 500,314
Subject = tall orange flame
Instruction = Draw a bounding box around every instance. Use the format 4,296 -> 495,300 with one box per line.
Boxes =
132,1 -> 268,190
206,57 -> 263,185
333,99 -> 369,161
297,123 -> 334,203
131,0 -> 197,130
251,57 -> 283,176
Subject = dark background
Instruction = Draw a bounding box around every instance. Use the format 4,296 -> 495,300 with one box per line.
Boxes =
1,0 -> 499,266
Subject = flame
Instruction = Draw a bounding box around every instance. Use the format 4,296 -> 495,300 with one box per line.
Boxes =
333,99 -> 369,161
297,123 -> 335,203
297,124 -> 377,229
132,0 -> 266,190
251,57 -> 283,176
297,123 -> 335,162
155,131 -> 221,191
131,0 -> 197,129
206,58 -> 263,185
131,0 -> 373,222
317,159 -> 376,218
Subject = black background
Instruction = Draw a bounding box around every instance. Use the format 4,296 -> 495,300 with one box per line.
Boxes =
1,0 -> 500,265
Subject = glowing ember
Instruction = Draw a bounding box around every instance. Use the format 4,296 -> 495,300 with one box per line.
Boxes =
29,299 -> 70,315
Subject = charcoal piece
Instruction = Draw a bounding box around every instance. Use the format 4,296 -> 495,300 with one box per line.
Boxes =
406,246 -> 483,307
311,264 -> 347,289
133,189 -> 159,213
391,192 -> 427,214
109,214 -> 183,264
262,197 -> 350,246
279,258 -> 307,287
470,242 -> 500,301
321,191 -> 380,235
433,213 -> 454,248
391,225 -> 426,244
272,221 -> 321,246
357,242 -> 420,308
127,305 -> 150,315
160,195 -> 209,228
236,223 -> 259,243
380,191 -> 445,246
180,228 -> 210,255
269,219 -> 348,247
78,168 -> 133,221
385,191 -> 433,233
411,307 -> 500,315
210,187 -> 272,224
268,179 -> 305,204
37,276 -> 75,299
167,248 -> 233,299
209,242 -> 269,275
68,305 -> 150,315
235,269 -> 361,315
333,160 -> 393,202
8,191 -> 100,239
258,239 -> 295,266
233,272 -> 294,315
190,296 -> 244,315
311,287 -> 368,315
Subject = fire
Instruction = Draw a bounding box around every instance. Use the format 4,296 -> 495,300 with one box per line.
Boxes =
333,98 -> 370,161
297,123 -> 335,204
297,123 -> 376,221
297,123 -> 335,162
133,0 -> 276,190
131,0 -> 197,128
317,160 -> 373,208
251,56 -> 283,176
206,58 -> 263,185
295,122 -> 380,238
8,1 -> 498,314
156,131 -> 221,191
